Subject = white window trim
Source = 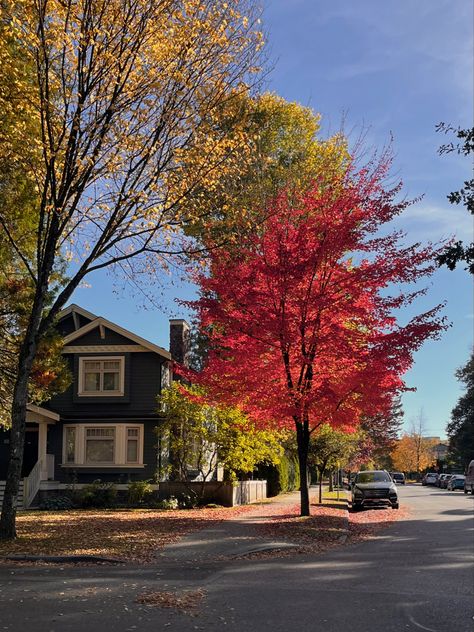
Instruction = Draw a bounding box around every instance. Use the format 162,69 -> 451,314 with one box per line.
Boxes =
78,356 -> 125,397
62,423 -> 144,467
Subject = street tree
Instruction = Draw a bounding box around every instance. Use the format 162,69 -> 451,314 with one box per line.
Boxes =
446,351 -> 474,470
158,382 -> 283,494
308,424 -> 359,504
189,157 -> 447,515
391,412 -> 437,477
0,0 -> 263,538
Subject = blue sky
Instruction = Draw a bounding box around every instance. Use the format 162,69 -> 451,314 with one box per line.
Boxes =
71,0 -> 473,439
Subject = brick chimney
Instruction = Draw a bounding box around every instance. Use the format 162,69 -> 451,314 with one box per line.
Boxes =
169,319 -> 190,368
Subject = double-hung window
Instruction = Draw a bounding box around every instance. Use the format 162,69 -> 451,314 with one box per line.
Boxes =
78,357 -> 125,396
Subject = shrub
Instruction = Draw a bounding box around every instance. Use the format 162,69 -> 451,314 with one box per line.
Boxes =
257,454 -> 300,496
177,492 -> 199,509
127,480 -> 153,506
40,495 -> 74,511
79,480 -> 117,508
157,496 -> 179,510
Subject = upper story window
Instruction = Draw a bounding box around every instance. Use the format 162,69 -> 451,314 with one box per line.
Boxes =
78,356 -> 125,397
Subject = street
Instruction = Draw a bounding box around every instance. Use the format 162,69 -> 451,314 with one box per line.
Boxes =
0,485 -> 473,631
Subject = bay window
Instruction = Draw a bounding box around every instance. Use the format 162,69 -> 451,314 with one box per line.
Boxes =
62,424 -> 143,466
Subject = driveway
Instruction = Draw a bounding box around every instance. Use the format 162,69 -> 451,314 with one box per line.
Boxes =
0,485 -> 472,631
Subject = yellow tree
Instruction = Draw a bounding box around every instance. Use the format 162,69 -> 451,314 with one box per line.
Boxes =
180,92 -> 349,245
392,434 -> 437,477
0,0 -> 264,538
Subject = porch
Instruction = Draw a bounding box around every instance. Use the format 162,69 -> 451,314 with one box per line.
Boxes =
0,404 -> 59,509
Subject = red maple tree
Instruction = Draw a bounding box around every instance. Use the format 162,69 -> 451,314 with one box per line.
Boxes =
190,158 -> 447,515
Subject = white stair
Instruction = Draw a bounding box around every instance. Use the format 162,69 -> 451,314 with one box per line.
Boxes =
0,480 -> 25,509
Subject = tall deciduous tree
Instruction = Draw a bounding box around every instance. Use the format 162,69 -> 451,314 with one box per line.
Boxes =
0,0 -> 263,538
190,158 -> 447,515
391,432 -> 437,477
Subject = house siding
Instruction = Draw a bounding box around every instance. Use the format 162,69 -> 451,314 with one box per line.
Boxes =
46,352 -> 165,415
38,310 -> 171,484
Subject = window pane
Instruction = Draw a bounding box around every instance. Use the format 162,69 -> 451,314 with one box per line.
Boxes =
84,371 -> 101,391
86,427 -> 114,437
103,361 -> 120,371
86,439 -> 114,463
103,371 -> 119,391
127,439 -> 138,462
65,427 -> 75,463
84,361 -> 101,371
127,428 -> 139,437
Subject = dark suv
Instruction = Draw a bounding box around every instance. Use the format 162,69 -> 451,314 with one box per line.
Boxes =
352,470 -> 399,511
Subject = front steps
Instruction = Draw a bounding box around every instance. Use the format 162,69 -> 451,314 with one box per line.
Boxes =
0,480 -> 25,510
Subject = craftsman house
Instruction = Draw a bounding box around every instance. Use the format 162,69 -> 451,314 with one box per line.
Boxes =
0,304 -> 190,507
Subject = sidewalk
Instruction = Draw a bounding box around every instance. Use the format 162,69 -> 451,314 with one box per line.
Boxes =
157,485 -> 349,564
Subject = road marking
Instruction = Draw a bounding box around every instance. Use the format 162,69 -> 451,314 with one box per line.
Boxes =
407,614 -> 438,632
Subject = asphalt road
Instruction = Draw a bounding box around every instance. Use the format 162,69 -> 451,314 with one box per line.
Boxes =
0,485 -> 473,632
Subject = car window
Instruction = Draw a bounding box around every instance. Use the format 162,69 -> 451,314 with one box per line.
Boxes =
356,472 -> 391,483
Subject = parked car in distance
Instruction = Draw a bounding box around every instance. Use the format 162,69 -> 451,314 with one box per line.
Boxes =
440,474 -> 454,489
465,460 -> 474,495
447,475 -> 465,491
437,473 -> 450,488
422,472 -> 438,486
390,472 -> 406,485
352,470 -> 399,511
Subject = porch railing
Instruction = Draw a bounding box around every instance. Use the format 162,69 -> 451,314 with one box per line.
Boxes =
23,458 -> 42,508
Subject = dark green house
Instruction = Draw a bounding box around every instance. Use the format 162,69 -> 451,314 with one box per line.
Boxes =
0,304 -> 190,506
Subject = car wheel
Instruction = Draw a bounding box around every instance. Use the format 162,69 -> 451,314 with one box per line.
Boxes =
391,503 -> 399,510
464,489 -> 468,494
352,503 -> 362,512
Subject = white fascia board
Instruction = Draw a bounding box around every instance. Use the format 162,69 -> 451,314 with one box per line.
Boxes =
26,403 -> 60,422
58,304 -> 98,322
63,317 -> 171,360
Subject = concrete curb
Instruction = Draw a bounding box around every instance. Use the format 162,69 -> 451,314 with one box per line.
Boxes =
2,554 -> 124,564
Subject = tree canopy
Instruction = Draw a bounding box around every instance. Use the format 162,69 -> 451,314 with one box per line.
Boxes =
158,382 -> 283,485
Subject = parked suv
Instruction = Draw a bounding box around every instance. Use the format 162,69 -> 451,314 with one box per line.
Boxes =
352,470 -> 399,511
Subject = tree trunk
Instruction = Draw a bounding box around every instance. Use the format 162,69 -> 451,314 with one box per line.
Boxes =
329,469 -> 334,492
0,284 -> 47,539
296,420 -> 310,516
0,329 -> 40,538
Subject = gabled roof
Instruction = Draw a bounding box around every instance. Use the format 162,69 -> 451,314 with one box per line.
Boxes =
58,303 -> 98,322
26,403 -> 60,423
63,316 -> 171,360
